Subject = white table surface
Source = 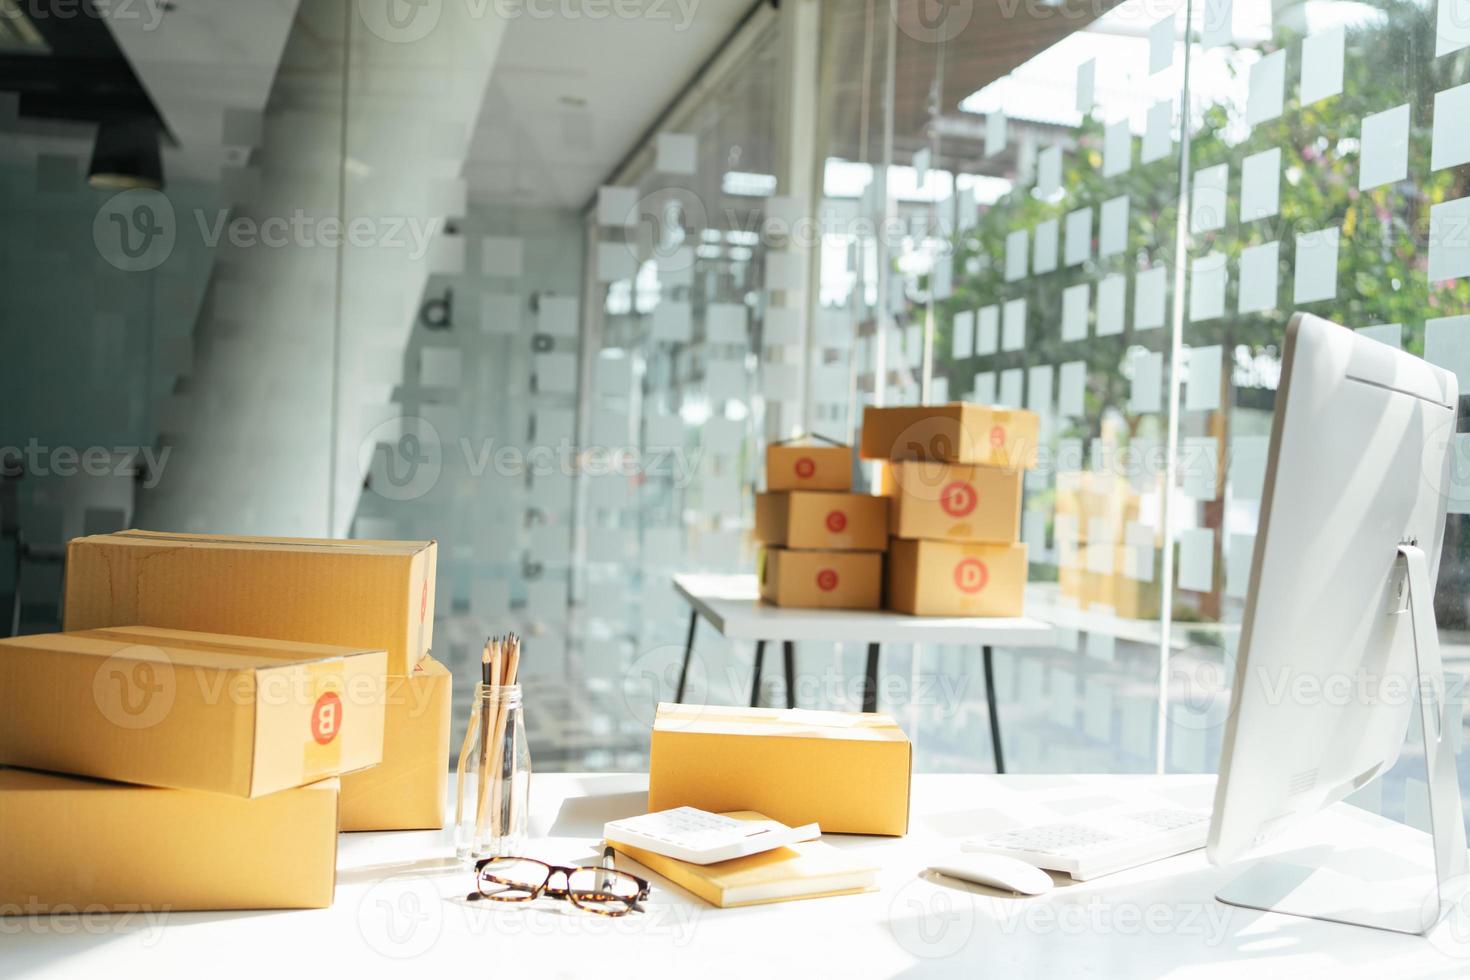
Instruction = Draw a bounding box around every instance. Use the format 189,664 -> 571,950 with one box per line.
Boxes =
674,573 -> 1056,646
10,773 -> 1467,979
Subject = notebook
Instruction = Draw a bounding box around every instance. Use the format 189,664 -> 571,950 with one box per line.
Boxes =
608,811 -> 879,909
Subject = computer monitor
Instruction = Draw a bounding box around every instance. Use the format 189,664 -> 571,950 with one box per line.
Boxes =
1207,313 -> 1466,934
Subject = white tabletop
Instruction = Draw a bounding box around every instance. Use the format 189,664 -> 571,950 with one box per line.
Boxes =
674,573 -> 1056,646
9,773 -> 1464,979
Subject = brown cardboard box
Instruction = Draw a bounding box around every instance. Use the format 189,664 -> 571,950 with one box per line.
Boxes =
880,461 -> 1023,543
64,529 -> 436,676
341,656 -> 451,831
886,538 -> 1027,616
759,547 -> 882,609
648,703 -> 911,836
753,492 -> 888,551
860,403 -> 1040,469
0,626 -> 386,797
765,442 -> 852,492
0,768 -> 339,913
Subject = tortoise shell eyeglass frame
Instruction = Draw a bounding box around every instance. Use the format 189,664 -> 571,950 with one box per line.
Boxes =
465,846 -> 650,916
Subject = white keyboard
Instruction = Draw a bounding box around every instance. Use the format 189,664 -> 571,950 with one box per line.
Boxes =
603,807 -> 820,865
961,807 -> 1211,880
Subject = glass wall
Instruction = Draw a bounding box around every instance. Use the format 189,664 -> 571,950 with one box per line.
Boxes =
800,0 -> 1470,828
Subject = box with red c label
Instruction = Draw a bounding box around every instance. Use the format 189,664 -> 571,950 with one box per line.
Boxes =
758,547 -> 882,609
765,442 -> 852,492
754,491 -> 888,551
886,538 -> 1027,616
880,461 -> 1022,543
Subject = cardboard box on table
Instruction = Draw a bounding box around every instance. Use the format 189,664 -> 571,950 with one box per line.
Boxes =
860,403 -> 1039,470
758,547 -> 882,610
64,529 -> 436,676
648,703 -> 911,836
880,460 -> 1022,543
886,538 -> 1027,617
341,656 -> 452,831
753,491 -> 888,552
0,626 -> 386,797
0,768 -> 339,913
765,442 -> 852,492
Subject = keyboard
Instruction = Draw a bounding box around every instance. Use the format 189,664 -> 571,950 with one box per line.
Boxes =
961,807 -> 1211,880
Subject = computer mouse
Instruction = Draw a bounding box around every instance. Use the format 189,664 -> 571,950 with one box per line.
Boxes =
929,855 -> 1054,895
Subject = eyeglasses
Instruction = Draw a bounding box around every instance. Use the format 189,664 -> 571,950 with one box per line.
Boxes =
466,846 -> 650,916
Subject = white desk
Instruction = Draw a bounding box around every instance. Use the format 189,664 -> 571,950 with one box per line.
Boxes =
10,774 -> 1462,978
672,573 -> 1055,772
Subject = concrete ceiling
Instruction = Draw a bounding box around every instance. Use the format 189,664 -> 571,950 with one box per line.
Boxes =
462,0 -> 760,210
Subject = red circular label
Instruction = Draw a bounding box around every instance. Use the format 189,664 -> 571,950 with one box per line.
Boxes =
954,558 -> 989,594
311,691 -> 343,745
816,568 -> 839,591
989,425 -> 1006,449
794,457 -> 816,479
826,510 -> 848,533
940,482 -> 977,517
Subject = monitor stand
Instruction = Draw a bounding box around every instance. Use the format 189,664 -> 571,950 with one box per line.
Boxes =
1216,544 -> 1469,935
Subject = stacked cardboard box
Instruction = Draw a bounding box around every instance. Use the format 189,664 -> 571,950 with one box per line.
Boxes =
755,441 -> 886,609
0,531 -> 446,915
862,403 -> 1040,616
1055,472 -> 1162,619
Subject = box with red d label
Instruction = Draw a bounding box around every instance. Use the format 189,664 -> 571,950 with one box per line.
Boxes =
754,491 -> 888,551
766,442 -> 852,492
0,626 -> 386,797
886,538 -> 1027,616
759,547 -> 881,609
881,461 -> 1022,543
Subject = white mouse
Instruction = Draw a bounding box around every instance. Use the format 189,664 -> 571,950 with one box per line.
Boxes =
929,855 -> 1054,895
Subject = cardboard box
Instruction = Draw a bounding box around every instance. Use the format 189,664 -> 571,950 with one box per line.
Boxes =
860,403 -> 1039,469
0,626 -> 386,797
648,703 -> 911,836
64,529 -> 436,676
759,547 -> 881,609
0,768 -> 339,913
881,461 -> 1023,543
753,492 -> 888,551
341,656 -> 451,831
886,538 -> 1027,616
765,442 -> 852,492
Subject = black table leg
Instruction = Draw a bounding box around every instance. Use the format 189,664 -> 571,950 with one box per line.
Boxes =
782,641 -> 796,708
674,609 -> 698,703
862,642 -> 880,713
749,640 -> 767,707
983,644 -> 1005,774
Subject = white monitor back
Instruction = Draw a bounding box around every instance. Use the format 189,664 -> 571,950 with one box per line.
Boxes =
1209,313 -> 1458,864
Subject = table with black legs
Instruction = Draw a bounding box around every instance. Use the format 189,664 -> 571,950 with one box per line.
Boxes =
670,573 -> 1054,773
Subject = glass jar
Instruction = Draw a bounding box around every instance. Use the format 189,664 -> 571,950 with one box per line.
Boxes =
454,683 -> 530,864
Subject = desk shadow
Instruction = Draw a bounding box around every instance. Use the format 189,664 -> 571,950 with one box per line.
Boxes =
336,855 -> 462,887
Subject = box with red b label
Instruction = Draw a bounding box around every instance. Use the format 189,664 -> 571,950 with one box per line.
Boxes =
860,403 -> 1039,470
759,547 -> 882,609
881,461 -> 1022,543
886,538 -> 1027,616
765,441 -> 853,492
0,626 -> 386,797
754,491 -> 888,551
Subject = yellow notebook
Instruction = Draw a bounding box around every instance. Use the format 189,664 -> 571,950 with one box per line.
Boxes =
609,811 -> 879,909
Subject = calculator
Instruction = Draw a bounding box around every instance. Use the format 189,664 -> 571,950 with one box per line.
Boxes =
603,807 -> 820,865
